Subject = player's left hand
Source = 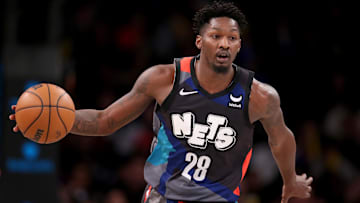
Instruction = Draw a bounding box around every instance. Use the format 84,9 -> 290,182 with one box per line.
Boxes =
281,173 -> 313,203
9,105 -> 19,132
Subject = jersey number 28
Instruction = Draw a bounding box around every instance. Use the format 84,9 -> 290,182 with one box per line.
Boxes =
181,152 -> 212,181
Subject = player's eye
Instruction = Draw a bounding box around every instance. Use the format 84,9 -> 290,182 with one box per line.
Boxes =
212,34 -> 219,39
229,36 -> 237,41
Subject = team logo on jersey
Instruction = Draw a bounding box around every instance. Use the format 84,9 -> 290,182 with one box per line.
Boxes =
228,94 -> 243,109
179,88 -> 198,96
171,112 -> 236,151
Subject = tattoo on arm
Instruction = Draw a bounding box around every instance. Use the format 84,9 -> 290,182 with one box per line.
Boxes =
136,71 -> 150,95
106,117 -> 116,131
105,91 -> 150,131
71,110 -> 100,135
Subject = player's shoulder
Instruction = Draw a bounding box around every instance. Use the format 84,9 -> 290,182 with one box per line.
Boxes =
251,79 -> 280,103
141,64 -> 175,86
249,79 -> 280,119
134,64 -> 175,96
148,64 -> 175,76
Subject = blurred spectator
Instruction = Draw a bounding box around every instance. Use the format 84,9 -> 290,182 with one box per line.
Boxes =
112,155 -> 147,203
104,188 -> 129,203
59,162 -> 94,203
250,142 -> 279,188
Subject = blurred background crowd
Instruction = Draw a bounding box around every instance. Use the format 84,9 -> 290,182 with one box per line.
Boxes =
0,0 -> 359,202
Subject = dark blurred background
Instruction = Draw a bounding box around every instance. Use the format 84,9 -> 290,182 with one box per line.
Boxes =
0,0 -> 359,203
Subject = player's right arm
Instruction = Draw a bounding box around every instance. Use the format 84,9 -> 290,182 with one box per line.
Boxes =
10,64 -> 175,136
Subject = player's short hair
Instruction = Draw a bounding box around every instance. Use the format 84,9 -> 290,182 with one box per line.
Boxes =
192,1 -> 248,36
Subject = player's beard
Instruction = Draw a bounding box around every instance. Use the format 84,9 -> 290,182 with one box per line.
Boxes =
212,64 -> 230,74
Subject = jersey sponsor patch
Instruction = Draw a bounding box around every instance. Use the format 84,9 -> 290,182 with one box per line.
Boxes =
228,94 -> 243,109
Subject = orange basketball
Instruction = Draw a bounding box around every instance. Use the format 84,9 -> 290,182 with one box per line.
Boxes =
15,83 -> 75,144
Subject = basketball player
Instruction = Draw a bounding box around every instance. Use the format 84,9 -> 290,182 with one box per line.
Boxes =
10,1 -> 312,202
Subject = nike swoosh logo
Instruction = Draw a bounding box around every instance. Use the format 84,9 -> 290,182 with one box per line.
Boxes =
179,88 -> 198,96
230,94 -> 243,103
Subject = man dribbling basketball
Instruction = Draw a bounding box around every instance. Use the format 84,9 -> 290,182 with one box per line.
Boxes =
10,1 -> 312,202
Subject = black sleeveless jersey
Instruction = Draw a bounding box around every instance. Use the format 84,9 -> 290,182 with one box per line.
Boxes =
144,55 -> 255,202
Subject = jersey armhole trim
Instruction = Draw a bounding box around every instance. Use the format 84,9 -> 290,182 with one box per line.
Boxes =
244,71 -> 255,127
159,59 -> 180,111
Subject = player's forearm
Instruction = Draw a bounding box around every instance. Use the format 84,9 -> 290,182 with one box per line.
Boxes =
269,128 -> 297,184
70,109 -> 111,136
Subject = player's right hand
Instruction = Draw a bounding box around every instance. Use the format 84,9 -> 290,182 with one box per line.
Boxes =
9,105 -> 19,132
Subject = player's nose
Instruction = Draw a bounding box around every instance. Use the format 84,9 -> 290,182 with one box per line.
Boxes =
219,37 -> 230,49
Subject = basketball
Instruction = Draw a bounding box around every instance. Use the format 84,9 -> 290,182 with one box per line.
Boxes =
15,83 -> 75,144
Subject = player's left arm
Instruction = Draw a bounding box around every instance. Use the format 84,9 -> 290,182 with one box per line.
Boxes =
251,80 -> 312,203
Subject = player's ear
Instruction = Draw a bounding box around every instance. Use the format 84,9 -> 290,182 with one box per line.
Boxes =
237,38 -> 241,53
195,35 -> 202,50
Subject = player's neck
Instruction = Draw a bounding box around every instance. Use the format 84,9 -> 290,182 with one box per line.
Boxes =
195,57 -> 234,94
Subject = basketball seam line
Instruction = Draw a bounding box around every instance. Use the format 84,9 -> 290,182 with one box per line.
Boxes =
57,92 -> 68,133
21,91 -> 44,135
45,84 -> 51,144
16,105 -> 75,112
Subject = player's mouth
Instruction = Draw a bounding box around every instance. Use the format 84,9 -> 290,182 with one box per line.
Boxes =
216,52 -> 230,63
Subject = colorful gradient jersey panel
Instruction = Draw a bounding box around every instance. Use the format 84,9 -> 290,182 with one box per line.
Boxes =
144,56 -> 255,202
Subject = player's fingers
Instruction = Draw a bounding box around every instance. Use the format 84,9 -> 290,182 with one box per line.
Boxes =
11,105 -> 16,111
9,114 -> 15,120
13,125 -> 19,132
307,176 -> 313,184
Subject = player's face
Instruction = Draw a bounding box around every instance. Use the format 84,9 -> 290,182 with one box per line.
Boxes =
196,17 -> 241,73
